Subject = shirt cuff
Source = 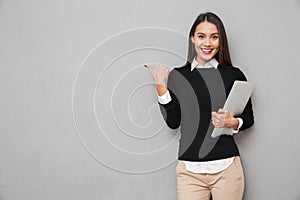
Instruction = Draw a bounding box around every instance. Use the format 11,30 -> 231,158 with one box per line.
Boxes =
231,118 -> 243,134
158,90 -> 172,104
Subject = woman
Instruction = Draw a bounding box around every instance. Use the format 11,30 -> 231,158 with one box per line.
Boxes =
145,12 -> 254,200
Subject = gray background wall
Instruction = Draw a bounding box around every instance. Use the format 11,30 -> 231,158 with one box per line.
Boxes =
0,0 -> 299,199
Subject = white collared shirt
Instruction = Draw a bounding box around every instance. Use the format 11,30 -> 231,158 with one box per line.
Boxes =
158,58 -> 243,174
191,57 -> 219,71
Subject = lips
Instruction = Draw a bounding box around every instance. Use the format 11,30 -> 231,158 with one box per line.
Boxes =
201,48 -> 213,55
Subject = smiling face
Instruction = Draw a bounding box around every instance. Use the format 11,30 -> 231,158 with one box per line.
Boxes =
191,21 -> 220,66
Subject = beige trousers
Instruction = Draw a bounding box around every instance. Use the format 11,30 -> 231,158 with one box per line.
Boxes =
176,156 -> 244,200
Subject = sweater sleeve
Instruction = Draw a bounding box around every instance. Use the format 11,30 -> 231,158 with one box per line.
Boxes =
158,70 -> 181,129
234,68 -> 255,131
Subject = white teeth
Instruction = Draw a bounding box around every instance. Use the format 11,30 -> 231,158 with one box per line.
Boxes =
202,49 -> 212,52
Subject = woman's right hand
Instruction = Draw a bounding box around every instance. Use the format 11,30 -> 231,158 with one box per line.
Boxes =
145,64 -> 170,96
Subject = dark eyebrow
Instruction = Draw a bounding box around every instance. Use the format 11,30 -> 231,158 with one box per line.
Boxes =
197,32 -> 219,35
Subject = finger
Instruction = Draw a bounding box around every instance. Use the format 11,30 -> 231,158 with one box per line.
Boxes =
212,112 -> 223,121
215,113 -> 223,120
213,120 -> 221,128
212,117 -> 222,126
212,112 -> 217,119
144,64 -> 151,70
224,110 -> 230,117
211,115 -> 218,122
211,117 -> 216,124
212,119 -> 218,126
216,124 -> 223,128
212,123 -> 216,127
218,108 -> 226,114
218,114 -> 226,121
144,64 -> 154,75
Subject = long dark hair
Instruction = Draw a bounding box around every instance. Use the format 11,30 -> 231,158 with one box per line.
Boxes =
186,12 -> 233,68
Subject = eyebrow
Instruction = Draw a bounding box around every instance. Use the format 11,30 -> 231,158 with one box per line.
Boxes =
196,32 -> 219,35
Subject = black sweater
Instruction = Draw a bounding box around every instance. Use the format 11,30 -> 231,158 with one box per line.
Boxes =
159,63 -> 254,161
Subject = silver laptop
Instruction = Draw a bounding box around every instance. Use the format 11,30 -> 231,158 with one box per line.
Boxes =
211,80 -> 255,138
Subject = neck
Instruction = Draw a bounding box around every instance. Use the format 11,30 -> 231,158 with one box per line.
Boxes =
196,56 -> 213,66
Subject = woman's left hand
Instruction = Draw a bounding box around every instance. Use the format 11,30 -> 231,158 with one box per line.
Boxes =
211,109 -> 239,129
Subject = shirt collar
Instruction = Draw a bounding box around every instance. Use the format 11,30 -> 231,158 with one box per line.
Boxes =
191,57 -> 219,71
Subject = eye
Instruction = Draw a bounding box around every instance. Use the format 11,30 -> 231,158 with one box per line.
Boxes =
198,35 -> 204,39
212,35 -> 219,40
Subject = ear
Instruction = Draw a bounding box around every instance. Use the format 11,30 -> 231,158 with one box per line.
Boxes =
190,36 -> 195,44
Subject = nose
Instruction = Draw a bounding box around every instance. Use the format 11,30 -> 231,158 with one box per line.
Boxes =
204,38 -> 212,46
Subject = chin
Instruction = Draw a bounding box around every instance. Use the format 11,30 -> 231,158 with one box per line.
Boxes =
200,55 -> 214,61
